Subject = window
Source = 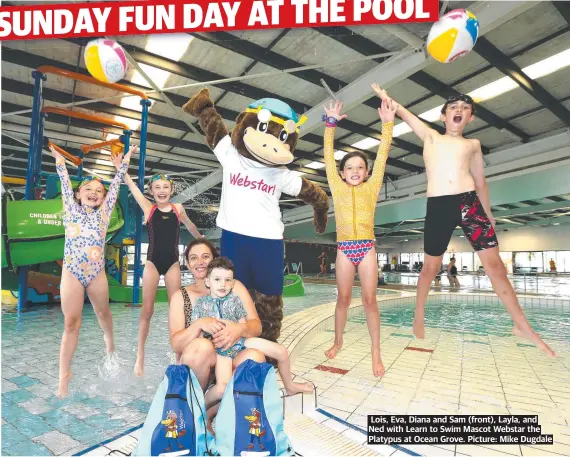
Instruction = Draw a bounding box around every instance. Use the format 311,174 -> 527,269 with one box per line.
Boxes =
127,243 -> 149,266
499,252 -> 513,274
514,251 -> 543,273
377,253 -> 388,267
543,251 -> 570,273
410,253 -> 424,266
458,252 -> 474,271
474,251 -> 513,273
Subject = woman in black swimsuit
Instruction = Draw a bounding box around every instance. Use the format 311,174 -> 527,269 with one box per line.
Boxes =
121,172 -> 203,376
447,257 -> 460,288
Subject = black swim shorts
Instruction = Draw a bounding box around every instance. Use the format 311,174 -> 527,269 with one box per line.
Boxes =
424,191 -> 499,257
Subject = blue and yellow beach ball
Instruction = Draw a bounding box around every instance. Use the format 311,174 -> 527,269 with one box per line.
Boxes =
427,9 -> 479,64
84,39 -> 128,83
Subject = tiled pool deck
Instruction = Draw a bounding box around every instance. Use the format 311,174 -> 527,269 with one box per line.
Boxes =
2,285 -> 570,456
286,293 -> 570,457
0,284 -> 392,455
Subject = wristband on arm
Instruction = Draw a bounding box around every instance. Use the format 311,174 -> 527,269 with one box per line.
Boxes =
322,114 -> 338,128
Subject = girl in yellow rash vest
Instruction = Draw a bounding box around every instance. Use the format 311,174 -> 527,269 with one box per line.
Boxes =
322,97 -> 396,377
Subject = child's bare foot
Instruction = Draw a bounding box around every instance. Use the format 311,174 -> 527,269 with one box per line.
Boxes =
57,371 -> 72,399
412,318 -> 425,339
133,356 -> 144,377
284,382 -> 315,396
104,333 -> 115,354
371,347 -> 385,377
325,343 -> 342,359
513,326 -> 556,357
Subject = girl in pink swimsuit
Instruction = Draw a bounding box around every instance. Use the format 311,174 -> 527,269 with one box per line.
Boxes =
52,144 -> 134,398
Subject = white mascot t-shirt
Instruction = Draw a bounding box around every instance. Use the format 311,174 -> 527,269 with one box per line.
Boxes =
214,135 -> 303,240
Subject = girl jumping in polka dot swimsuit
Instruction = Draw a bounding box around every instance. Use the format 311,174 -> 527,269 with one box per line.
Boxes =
51,144 -> 134,398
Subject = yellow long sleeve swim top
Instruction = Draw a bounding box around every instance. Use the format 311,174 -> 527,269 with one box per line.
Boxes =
324,122 -> 394,242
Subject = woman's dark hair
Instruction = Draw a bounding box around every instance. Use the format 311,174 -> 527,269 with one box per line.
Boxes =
206,257 -> 235,277
183,238 -> 220,265
338,152 -> 369,178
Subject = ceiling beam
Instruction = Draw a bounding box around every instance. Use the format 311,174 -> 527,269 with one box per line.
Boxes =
2,52 -> 416,175
303,138 -> 421,173
475,37 -> 570,127
181,0 -> 537,202
171,169 -> 223,204
193,31 -> 414,120
310,2 -> 532,142
178,49 -> 429,201
3,113 -> 328,191
379,212 -> 570,239
295,49 -> 428,136
193,31 -> 349,91
1,98 -> 327,177
373,200 -> 570,232
407,71 -> 523,147
407,25 -> 570,111
63,38 -> 422,157
314,27 -> 530,143
553,1 -> 570,26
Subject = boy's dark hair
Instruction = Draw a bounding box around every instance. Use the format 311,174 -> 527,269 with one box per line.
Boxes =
338,151 -> 369,177
441,94 -> 475,115
184,238 -> 220,265
206,257 -> 235,277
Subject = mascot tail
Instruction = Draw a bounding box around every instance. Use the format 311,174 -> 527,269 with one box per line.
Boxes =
251,290 -> 283,343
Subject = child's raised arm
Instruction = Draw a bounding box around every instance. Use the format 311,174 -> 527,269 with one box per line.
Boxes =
51,146 -> 76,211
369,98 -> 397,191
114,146 -> 154,219
372,83 -> 433,142
105,146 -> 134,219
323,100 -> 348,189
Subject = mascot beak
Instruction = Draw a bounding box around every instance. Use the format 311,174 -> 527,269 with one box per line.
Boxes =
243,127 -> 295,165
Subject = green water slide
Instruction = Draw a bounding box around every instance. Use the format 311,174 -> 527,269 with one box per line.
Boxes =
1,197 -> 124,269
107,276 -> 168,303
0,197 -> 174,305
283,274 -> 305,297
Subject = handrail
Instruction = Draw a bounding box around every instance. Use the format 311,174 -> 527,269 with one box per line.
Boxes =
42,107 -> 130,130
47,141 -> 82,166
1,176 -> 26,185
37,65 -> 148,100
81,139 -> 123,154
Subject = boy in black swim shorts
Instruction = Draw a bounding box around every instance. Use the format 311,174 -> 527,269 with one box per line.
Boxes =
371,85 -> 555,357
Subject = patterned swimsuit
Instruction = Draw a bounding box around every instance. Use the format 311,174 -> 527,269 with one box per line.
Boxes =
56,159 -> 128,287
324,122 -> 394,266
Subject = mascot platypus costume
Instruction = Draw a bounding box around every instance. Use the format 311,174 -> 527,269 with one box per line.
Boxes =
183,89 -> 329,342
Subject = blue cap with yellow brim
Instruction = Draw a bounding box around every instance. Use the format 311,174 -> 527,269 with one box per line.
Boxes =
245,98 -> 307,134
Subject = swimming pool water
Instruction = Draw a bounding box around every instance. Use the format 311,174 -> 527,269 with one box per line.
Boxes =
282,284 -> 397,315
349,300 -> 570,342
